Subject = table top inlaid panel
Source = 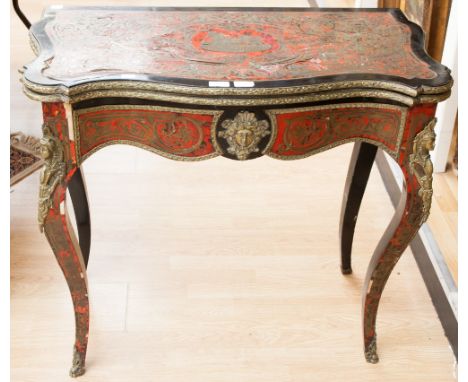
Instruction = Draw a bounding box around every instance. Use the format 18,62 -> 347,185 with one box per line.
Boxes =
24,7 -> 451,97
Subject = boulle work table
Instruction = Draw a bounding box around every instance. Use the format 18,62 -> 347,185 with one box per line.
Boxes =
17,5 -> 452,378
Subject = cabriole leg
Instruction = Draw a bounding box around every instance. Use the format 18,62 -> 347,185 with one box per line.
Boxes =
362,118 -> 436,363
39,103 -> 89,377
43,184 -> 89,377
339,142 -> 377,274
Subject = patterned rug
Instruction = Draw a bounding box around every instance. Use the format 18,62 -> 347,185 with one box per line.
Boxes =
10,132 -> 43,186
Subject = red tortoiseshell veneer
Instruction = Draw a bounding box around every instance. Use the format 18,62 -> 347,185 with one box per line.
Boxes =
74,106 -> 222,161
267,104 -> 406,158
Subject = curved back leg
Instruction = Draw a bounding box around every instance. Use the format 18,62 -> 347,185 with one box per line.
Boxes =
68,168 -> 91,267
339,142 -> 377,274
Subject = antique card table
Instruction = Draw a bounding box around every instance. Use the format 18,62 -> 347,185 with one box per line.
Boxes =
16,5 -> 452,377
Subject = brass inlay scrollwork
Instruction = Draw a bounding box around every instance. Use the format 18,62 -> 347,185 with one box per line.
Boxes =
266,103 -> 407,160
38,120 -> 66,231
218,111 -> 270,160
73,105 -> 223,164
409,118 -> 437,224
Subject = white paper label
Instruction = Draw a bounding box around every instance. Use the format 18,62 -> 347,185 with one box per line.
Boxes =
209,81 -> 230,87
233,81 -> 255,88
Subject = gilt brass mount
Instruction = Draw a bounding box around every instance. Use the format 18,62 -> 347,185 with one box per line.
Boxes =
216,111 -> 271,160
409,118 -> 437,224
38,119 -> 66,231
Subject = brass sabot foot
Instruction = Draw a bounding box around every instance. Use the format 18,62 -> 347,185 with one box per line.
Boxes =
364,336 -> 379,364
69,348 -> 86,378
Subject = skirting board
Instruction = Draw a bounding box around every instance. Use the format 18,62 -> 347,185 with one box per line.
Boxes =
375,150 -> 458,360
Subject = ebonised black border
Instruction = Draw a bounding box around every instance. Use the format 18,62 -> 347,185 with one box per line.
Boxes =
375,150 -> 458,360
72,96 -> 410,111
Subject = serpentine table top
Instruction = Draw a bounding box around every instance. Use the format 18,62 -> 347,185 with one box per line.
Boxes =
23,7 -> 451,104
18,6 -> 453,378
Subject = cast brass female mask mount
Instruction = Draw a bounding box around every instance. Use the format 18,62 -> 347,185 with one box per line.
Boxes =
216,111 -> 271,160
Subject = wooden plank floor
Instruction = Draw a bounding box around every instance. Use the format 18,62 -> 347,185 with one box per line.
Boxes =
428,170 -> 458,284
11,145 -> 456,382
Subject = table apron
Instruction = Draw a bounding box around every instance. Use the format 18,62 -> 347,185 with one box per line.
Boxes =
71,102 -> 410,164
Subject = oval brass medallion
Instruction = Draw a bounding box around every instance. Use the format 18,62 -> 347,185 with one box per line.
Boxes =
216,111 -> 271,160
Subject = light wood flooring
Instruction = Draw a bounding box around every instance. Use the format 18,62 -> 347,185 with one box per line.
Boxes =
11,1 -> 457,381
429,170 -> 458,284
11,145 -> 456,381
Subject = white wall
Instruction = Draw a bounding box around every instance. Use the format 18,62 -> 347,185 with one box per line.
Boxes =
433,0 -> 458,172
354,0 -> 378,7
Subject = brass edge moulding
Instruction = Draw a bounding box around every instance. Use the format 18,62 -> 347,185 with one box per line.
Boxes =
24,85 -> 421,107
79,140 -> 220,164
418,93 -> 452,104
265,103 -> 408,160
22,76 -> 452,106
72,104 -> 223,165
409,118 -> 436,224
420,79 -> 454,95
23,71 -> 428,96
267,137 -> 399,161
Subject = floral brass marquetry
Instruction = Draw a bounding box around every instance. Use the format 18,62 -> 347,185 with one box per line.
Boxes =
38,119 -> 66,231
409,118 -> 436,224
218,111 -> 271,160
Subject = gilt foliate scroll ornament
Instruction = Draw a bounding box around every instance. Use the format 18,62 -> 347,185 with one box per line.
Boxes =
218,111 -> 270,160
409,118 -> 436,224
38,121 -> 66,232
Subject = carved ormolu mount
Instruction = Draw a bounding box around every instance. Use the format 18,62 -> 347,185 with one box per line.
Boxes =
38,119 -> 66,231
217,111 -> 271,160
409,118 -> 436,224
